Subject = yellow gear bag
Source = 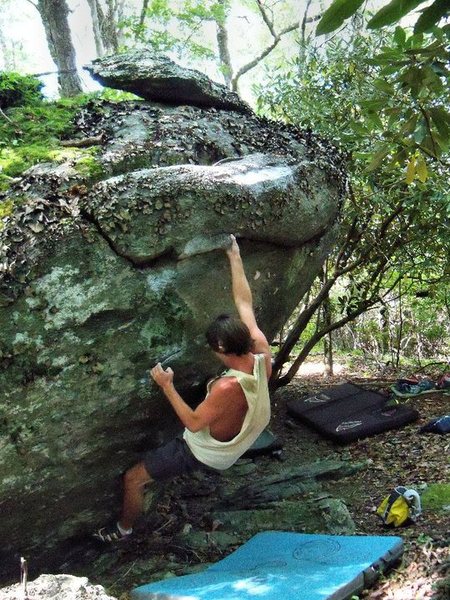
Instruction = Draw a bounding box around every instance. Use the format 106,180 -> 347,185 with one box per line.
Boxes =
376,486 -> 421,527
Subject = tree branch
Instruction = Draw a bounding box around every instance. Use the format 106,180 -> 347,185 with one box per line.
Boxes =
61,134 -> 104,147
216,19 -> 233,88
271,275 -> 336,379
301,0 -> 313,46
276,286 -> 390,388
0,107 -> 14,124
139,0 -> 150,29
231,22 -> 298,90
271,199 -> 414,385
255,0 -> 276,38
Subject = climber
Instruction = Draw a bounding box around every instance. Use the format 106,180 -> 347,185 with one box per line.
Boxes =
93,234 -> 272,542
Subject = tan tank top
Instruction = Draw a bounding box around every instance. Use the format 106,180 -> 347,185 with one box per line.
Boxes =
183,354 -> 271,470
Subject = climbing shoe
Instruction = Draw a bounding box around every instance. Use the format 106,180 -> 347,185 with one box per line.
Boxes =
93,523 -> 132,543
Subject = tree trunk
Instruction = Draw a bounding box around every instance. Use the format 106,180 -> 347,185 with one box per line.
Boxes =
322,303 -> 334,376
216,18 -> 233,88
320,264 -> 333,376
36,0 -> 82,97
299,0 -> 313,65
101,0 -> 120,54
139,0 -> 150,30
323,328 -> 333,376
395,280 -> 404,369
86,0 -> 105,57
379,303 -> 390,356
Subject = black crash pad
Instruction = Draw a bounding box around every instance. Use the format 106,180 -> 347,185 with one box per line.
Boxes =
287,383 -> 419,443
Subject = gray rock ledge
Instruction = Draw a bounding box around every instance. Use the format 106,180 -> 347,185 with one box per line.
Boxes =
85,50 -> 251,113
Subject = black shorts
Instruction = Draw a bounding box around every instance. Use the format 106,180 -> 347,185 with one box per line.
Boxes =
143,437 -> 217,481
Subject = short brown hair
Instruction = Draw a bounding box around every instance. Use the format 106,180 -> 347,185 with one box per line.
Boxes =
205,314 -> 253,356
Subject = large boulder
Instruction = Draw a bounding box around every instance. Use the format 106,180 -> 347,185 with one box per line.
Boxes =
0,51 -> 346,578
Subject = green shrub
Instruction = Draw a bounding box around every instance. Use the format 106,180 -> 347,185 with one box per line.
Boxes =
0,72 -> 43,109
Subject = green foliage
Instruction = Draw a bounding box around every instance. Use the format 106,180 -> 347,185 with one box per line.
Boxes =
421,484 -> 450,510
368,0 -> 428,30
258,26 -> 450,180
121,0 -> 230,62
0,72 -> 43,109
368,27 -> 450,166
414,0 -> 450,34
0,198 -> 14,230
316,0 -> 366,36
97,88 -> 140,102
340,279 -> 450,362
317,0 -> 449,35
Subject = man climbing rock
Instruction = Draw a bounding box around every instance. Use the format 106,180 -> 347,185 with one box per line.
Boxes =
94,235 -> 272,542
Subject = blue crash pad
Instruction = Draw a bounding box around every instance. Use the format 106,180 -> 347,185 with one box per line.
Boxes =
132,532 -> 403,600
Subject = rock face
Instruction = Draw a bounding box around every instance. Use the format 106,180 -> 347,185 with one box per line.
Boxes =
85,50 -> 251,113
0,51 -> 346,579
0,574 -> 117,600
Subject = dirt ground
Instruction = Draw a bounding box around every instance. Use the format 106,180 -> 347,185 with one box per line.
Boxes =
80,361 -> 449,599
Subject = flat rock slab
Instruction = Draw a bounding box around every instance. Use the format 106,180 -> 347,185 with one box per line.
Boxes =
219,460 -> 367,508
85,51 -> 251,113
211,497 -> 355,536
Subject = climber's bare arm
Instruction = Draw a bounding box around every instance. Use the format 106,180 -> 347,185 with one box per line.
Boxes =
226,235 -> 272,377
150,363 -> 237,432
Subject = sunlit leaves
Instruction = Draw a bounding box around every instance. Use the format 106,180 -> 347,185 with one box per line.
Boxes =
147,0 -> 172,19
123,0 -> 231,63
404,153 -> 429,184
367,0 -> 428,29
316,0 -> 449,36
256,25 -> 449,299
314,0 -> 450,174
316,0 -> 366,35
405,156 -> 416,183
363,29 -> 449,167
415,0 -> 450,33
416,155 -> 428,182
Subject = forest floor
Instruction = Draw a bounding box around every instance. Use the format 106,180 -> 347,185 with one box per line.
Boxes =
271,363 -> 450,600
74,360 -> 449,599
